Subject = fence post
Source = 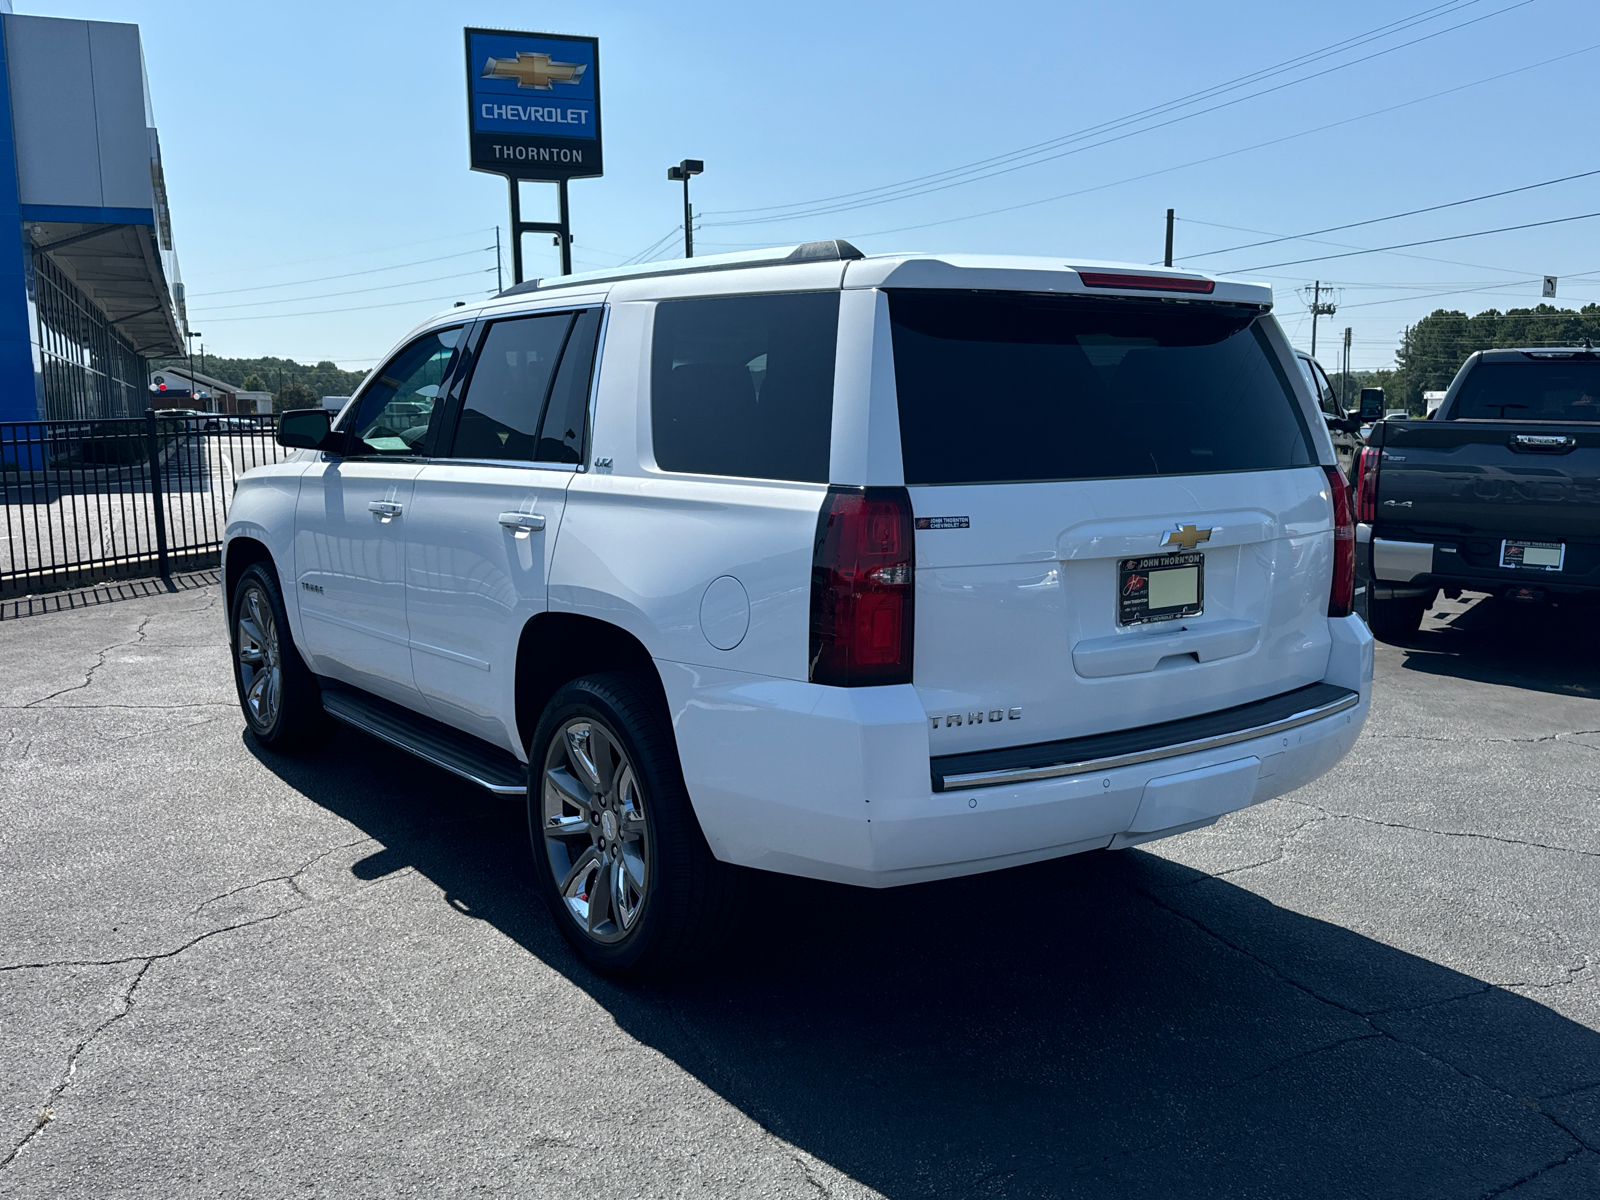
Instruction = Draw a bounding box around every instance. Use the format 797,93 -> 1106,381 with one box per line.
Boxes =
145,407 -> 169,578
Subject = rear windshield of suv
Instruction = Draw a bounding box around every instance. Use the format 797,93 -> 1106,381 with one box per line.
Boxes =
1451,359 -> 1600,421
888,290 -> 1314,486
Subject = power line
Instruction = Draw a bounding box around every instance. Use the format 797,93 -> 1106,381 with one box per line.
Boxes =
1176,168 -> 1600,263
1176,215 -> 1561,278
802,42 -> 1600,246
702,0 -> 1487,222
202,289 -> 494,323
195,268 -> 498,312
181,228 -> 498,283
188,247 -> 496,298
703,0 -> 1530,228
1235,211 -> 1600,272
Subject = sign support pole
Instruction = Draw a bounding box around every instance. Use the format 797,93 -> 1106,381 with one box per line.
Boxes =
507,176 -> 573,285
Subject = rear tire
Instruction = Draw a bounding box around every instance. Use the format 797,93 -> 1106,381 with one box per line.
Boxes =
527,671 -> 744,978
230,562 -> 325,748
1367,592 -> 1432,641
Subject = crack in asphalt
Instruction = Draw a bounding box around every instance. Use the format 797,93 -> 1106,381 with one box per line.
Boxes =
1364,729 -> 1600,746
1294,802 -> 1600,863
0,908 -> 292,1172
189,838 -> 377,914
1153,810 -> 1332,887
1219,1033 -> 1386,1087
19,616 -> 151,708
0,702 -> 232,711
1476,1146 -> 1587,1198
0,836 -> 405,1172
1132,883 -> 1600,1164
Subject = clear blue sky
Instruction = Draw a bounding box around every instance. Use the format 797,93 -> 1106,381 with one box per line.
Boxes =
20,0 -> 1599,373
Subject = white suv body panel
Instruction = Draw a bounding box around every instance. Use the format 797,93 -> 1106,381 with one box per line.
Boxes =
224,251 -> 1372,886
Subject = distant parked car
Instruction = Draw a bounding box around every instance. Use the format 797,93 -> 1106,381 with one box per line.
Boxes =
1294,350 -> 1361,478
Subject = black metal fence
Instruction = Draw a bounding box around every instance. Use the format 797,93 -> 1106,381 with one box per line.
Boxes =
1,411 -> 287,596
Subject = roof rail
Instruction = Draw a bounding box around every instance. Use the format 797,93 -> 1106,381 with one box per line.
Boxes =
501,239 -> 865,296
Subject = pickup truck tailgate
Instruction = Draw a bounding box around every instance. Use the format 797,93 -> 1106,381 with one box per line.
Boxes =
1376,421 -> 1600,540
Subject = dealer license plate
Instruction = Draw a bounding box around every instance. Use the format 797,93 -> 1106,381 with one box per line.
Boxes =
1119,553 -> 1204,626
1500,539 -> 1564,571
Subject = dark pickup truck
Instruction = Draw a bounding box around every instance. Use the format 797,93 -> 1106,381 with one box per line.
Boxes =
1358,346 -> 1600,638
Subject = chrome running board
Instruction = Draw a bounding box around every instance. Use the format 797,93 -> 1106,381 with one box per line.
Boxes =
319,679 -> 527,796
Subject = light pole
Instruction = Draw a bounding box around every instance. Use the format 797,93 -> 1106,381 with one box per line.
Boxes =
184,331 -> 202,411
666,159 -> 703,258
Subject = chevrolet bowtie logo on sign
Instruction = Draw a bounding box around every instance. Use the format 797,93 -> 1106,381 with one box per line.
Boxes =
481,52 -> 587,90
1163,523 -> 1213,551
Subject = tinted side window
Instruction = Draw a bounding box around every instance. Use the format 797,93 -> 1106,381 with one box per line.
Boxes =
651,292 -> 838,483
1311,362 -> 1341,415
451,313 -> 573,461
347,327 -> 462,456
536,308 -> 602,464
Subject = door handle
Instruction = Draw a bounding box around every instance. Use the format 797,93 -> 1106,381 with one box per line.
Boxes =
499,512 -> 546,533
368,501 -> 403,518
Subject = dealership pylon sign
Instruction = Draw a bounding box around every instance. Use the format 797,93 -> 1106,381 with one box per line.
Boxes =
464,28 -> 602,181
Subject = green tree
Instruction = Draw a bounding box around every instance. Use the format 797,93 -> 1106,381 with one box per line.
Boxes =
1390,303 -> 1600,412
241,373 -> 266,393
273,380 -> 320,412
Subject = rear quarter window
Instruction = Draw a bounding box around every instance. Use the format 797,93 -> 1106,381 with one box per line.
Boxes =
889,290 -> 1313,486
651,291 -> 838,483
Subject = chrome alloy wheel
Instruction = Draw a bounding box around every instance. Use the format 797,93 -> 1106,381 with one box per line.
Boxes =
541,719 -> 651,943
235,584 -> 282,730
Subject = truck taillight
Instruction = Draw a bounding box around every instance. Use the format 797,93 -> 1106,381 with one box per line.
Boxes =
809,486 -> 915,686
1325,466 -> 1355,618
1355,447 -> 1380,523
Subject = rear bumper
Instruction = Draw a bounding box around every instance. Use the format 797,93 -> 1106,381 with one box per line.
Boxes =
660,614 -> 1373,887
1362,526 -> 1600,599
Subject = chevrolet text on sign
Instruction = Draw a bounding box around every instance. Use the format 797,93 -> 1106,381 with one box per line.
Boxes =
464,28 -> 602,181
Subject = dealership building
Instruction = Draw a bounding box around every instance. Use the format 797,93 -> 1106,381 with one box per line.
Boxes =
0,4 -> 184,425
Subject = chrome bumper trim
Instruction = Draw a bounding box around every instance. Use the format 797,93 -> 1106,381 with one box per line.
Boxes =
939,689 -> 1361,792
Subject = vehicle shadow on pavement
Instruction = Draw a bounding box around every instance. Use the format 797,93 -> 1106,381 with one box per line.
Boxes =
1391,595 -> 1600,699
248,731 -> 1600,1199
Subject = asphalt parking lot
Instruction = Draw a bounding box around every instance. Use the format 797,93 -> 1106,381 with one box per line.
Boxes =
2,581 -> 1598,1199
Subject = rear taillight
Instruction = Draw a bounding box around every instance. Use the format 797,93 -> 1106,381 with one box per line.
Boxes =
809,486 -> 915,686
1325,466 -> 1355,618
1354,447 -> 1380,523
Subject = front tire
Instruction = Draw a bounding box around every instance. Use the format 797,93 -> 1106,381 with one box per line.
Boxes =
230,562 -> 325,748
528,671 -> 743,977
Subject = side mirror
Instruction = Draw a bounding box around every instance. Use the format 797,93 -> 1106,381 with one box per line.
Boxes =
1358,387 -> 1386,422
277,408 -> 335,450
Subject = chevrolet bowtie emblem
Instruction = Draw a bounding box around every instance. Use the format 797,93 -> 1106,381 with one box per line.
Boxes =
1163,523 -> 1213,551
481,52 -> 587,90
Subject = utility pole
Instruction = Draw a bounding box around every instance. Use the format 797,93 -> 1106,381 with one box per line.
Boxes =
1303,280 -> 1337,358
1164,209 -> 1174,268
1342,326 -> 1353,408
667,159 -> 703,258
495,226 -> 503,293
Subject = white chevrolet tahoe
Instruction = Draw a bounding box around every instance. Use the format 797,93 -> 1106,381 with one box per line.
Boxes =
223,241 -> 1373,975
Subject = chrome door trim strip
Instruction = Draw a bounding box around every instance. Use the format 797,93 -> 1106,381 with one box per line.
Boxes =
939,689 -> 1360,792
